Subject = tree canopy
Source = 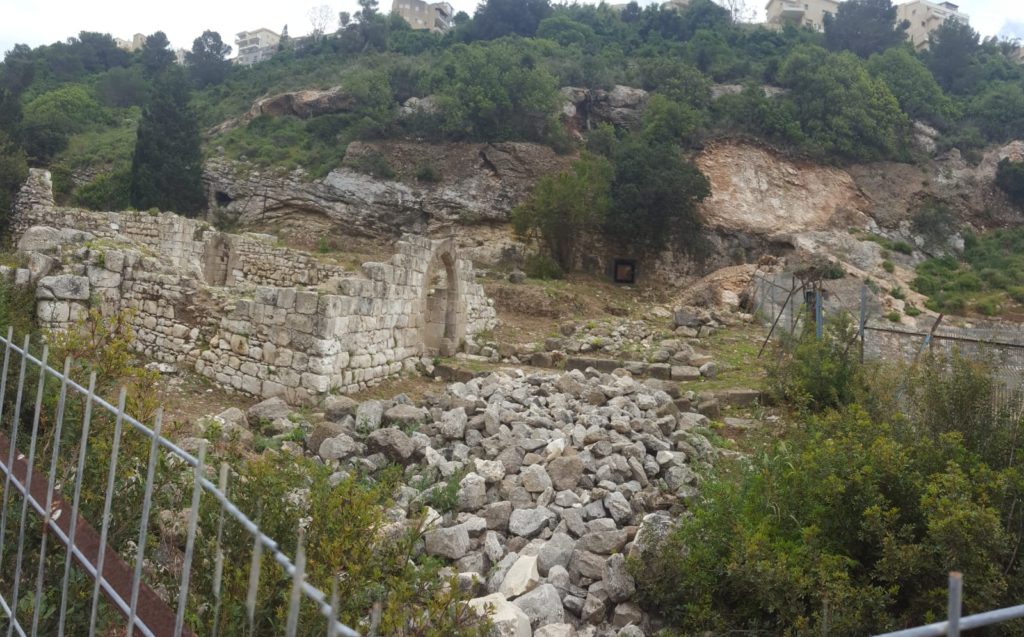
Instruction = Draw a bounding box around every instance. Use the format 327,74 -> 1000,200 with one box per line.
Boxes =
185,30 -> 232,88
823,0 -> 907,58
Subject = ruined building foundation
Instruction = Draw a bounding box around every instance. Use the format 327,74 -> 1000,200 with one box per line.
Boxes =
8,169 -> 497,402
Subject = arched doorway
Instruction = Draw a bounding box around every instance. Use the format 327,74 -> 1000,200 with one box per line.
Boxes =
422,250 -> 460,357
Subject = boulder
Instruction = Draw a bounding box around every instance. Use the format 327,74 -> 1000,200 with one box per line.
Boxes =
17,226 -> 62,253
499,554 -> 540,598
355,400 -> 384,431
508,507 -> 555,538
440,408 -> 468,439
603,553 -> 636,603
424,524 -> 471,560
36,275 -> 90,301
466,593 -> 532,637
366,427 -> 416,461
512,583 -> 564,628
324,395 -> 357,421
383,403 -> 425,428
547,455 -> 583,490
521,464 -> 552,493
457,472 -> 488,511
537,532 -> 575,575
318,434 -> 359,461
535,624 -> 577,637
248,396 -> 291,424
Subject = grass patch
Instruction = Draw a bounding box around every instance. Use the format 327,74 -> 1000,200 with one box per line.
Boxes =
912,228 -> 1024,316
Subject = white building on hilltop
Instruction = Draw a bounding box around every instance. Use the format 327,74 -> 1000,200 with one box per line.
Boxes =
896,0 -> 970,51
234,28 -> 280,66
765,0 -> 840,32
392,0 -> 455,33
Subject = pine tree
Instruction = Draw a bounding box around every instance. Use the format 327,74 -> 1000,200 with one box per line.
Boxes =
129,67 -> 205,216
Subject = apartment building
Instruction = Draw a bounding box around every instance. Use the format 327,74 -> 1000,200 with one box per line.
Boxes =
234,28 -> 281,66
896,0 -> 969,51
391,0 -> 455,33
765,0 -> 840,32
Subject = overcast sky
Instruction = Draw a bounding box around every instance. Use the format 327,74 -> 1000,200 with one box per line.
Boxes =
2,0 -> 1022,59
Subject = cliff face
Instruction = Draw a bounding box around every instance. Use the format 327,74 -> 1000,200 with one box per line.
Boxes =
204,141 -> 575,237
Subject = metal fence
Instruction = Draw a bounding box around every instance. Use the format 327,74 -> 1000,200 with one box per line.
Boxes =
874,572 -> 1024,636
750,272 -> 1024,386
0,328 -> 359,637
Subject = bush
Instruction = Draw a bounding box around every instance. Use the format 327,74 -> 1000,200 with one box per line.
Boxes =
414,161 -> 442,183
904,304 -> 921,316
348,151 -> 396,179
882,259 -> 895,273
73,169 -> 131,210
995,158 -> 1024,207
767,312 -> 861,412
634,355 -> 1024,635
886,309 -> 901,322
523,253 -> 564,280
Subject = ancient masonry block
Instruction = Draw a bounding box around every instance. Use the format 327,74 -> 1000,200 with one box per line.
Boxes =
10,169 -> 498,403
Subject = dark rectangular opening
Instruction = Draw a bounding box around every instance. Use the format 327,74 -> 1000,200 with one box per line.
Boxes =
613,259 -> 636,284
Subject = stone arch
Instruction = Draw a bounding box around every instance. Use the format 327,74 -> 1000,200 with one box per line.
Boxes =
421,240 -> 465,357
201,233 -> 237,286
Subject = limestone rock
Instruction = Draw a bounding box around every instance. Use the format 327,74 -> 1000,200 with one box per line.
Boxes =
512,583 -> 564,628
466,593 -> 532,637
603,553 -> 636,603
440,408 -> 467,439
508,507 -> 555,538
355,400 -> 384,431
248,396 -> 291,424
318,434 -> 359,461
499,554 -> 540,599
547,455 -> 583,490
324,395 -> 358,422
535,624 -> 577,637
366,427 -> 415,461
383,403 -> 425,428
521,464 -> 552,493
457,472 -> 488,511
424,524 -> 471,560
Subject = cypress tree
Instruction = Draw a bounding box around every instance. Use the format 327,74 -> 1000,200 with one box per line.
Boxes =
129,67 -> 205,216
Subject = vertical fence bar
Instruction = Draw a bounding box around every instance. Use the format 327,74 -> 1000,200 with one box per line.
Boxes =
326,576 -> 340,637
58,371 -> 97,637
859,285 -> 868,364
7,345 -> 48,637
126,407 -> 163,637
815,288 -> 823,339
173,440 -> 207,637
285,530 -> 307,637
246,531 -> 264,637
0,335 -> 31,569
209,463 -> 230,637
30,356 -> 72,637
948,572 -> 962,637
88,386 -> 127,637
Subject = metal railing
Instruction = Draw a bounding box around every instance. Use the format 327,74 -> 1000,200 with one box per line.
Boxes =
0,328 -> 359,637
874,572 -> 1024,637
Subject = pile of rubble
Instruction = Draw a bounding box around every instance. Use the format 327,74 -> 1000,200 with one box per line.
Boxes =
220,365 -> 726,637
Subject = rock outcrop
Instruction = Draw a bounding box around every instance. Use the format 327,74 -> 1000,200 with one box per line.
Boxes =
204,141 -> 575,235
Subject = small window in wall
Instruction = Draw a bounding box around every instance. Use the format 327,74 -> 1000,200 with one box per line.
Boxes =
613,259 -> 636,284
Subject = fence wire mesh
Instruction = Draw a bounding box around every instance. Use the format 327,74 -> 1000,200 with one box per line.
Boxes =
0,328 -> 359,637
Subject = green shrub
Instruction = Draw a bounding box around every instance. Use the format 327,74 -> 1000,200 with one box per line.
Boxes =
892,240 -> 913,255
415,161 -> 442,183
995,158 -> 1024,207
890,286 -> 905,300
73,169 -> 131,211
634,355 -> 1024,636
974,294 -> 1002,316
767,313 -> 862,412
881,259 -> 895,273
886,310 -> 901,322
349,151 -> 396,179
904,304 -> 921,317
523,253 -> 564,280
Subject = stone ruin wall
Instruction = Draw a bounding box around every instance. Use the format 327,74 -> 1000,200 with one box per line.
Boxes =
10,169 -> 497,403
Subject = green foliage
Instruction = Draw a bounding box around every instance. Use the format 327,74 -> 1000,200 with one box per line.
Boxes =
512,152 -> 612,271
904,304 -> 921,316
185,30 -> 233,88
414,161 -> 442,182
130,67 -> 205,216
866,48 -> 955,127
913,228 -> 1024,315
94,66 -> 148,107
434,40 -> 559,142
20,84 -> 106,160
886,309 -> 901,321
967,82 -> 1024,144
911,199 -> 955,247
73,169 -> 131,211
523,253 -> 564,279
996,158 -> 1024,207
139,31 -> 176,77
823,0 -> 906,58
926,19 -> 980,94
348,150 -> 396,179
636,57 -> 712,109
469,0 -> 552,40
767,312 -> 862,412
0,276 -> 37,340
882,259 -> 895,273
604,132 -> 710,251
638,350 -> 1024,636
778,46 -> 909,162
0,131 -> 28,228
